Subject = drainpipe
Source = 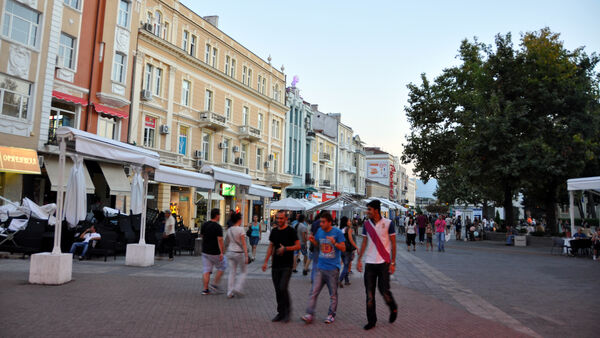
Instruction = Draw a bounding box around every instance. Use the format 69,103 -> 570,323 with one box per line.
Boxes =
85,0 -> 104,132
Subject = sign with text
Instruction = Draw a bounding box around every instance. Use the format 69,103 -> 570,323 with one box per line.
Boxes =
366,160 -> 388,179
0,146 -> 40,174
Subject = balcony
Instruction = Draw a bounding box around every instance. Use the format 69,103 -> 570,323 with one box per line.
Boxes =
339,142 -> 349,150
265,171 -> 293,185
305,173 -> 315,186
339,163 -> 350,172
349,165 -> 357,174
198,111 -> 227,130
306,131 -> 316,140
319,152 -> 331,162
320,179 -> 331,188
239,125 -> 261,142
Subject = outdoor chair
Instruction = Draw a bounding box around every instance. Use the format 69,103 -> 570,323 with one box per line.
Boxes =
175,231 -> 194,256
87,231 -> 118,261
0,216 -> 47,255
551,237 -> 568,255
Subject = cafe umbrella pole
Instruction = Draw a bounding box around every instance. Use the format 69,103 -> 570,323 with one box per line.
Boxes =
52,136 -> 67,254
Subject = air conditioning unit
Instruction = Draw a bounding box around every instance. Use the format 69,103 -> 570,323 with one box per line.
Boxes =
143,23 -> 153,32
218,142 -> 225,149
234,157 -> 243,165
193,159 -> 203,168
232,146 -> 240,153
264,161 -> 270,168
140,89 -> 153,101
159,125 -> 170,134
268,154 -> 274,161
194,150 -> 203,158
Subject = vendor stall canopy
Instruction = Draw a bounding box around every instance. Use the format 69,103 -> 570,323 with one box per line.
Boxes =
200,164 -> 252,187
567,176 -> 600,193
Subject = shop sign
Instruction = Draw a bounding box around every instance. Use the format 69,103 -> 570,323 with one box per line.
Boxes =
145,116 -> 156,128
0,146 -> 40,174
322,193 -> 336,202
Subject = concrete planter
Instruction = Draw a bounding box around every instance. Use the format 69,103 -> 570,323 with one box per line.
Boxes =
515,235 -> 527,247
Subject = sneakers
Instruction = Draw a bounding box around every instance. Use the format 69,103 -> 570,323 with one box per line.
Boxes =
302,270 -> 308,276
201,289 -> 210,295
363,323 -> 376,330
324,315 -> 335,324
209,284 -> 221,293
339,282 -> 344,289
301,314 -> 313,324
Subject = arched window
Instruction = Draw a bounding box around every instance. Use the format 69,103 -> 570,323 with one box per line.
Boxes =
154,11 -> 162,36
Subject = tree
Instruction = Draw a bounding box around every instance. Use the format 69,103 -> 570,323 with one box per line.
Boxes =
402,28 -> 600,232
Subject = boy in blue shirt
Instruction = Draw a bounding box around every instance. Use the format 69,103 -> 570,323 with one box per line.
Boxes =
301,211 -> 346,324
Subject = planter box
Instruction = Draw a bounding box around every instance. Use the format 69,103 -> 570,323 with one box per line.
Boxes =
514,235 -> 527,247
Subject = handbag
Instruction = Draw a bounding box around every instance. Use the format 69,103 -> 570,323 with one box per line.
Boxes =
246,226 -> 252,238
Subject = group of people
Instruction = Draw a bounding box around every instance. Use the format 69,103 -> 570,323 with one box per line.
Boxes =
401,212 -> 449,252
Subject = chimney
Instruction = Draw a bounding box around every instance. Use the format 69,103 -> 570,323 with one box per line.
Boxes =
203,16 -> 219,28
310,104 -> 319,112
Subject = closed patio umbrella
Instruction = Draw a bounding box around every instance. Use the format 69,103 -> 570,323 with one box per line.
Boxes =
62,156 -> 87,228
130,166 -> 144,215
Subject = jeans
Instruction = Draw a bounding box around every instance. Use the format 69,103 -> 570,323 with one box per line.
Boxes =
364,263 -> 397,325
306,268 -> 339,317
272,267 -> 292,317
70,242 -> 89,257
311,252 -> 319,283
226,252 -> 247,296
418,227 -> 425,242
339,251 -> 354,283
437,232 -> 445,251
506,235 -> 514,245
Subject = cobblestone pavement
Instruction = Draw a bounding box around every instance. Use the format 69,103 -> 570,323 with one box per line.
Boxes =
1,238 -> 598,337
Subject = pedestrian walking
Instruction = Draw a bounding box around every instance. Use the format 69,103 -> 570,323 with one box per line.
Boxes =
455,215 -> 462,241
248,215 -> 261,262
406,218 -> 416,251
201,208 -> 227,295
425,223 -> 433,251
416,212 -> 427,244
339,216 -> 358,287
293,214 -> 309,274
357,200 -> 398,330
224,212 -> 249,298
435,215 -> 446,252
161,211 -> 176,261
301,211 -> 346,324
262,211 -> 300,323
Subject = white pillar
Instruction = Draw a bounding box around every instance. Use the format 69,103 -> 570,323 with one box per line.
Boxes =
139,170 -> 149,244
569,190 -> 575,236
52,137 -> 67,254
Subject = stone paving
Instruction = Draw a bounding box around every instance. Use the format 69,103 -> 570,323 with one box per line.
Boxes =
0,238 -> 598,337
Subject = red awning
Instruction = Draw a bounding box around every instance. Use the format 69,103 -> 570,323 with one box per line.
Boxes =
52,90 -> 88,106
93,103 -> 128,119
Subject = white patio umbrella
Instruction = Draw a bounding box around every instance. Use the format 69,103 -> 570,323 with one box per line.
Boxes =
62,156 -> 87,228
268,197 -> 307,211
130,166 -> 144,215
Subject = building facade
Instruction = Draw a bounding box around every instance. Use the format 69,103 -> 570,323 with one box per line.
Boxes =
312,109 -> 338,197
335,118 -> 356,195
365,147 -> 406,203
129,1 -> 290,226
353,135 -> 366,197
407,177 -> 416,208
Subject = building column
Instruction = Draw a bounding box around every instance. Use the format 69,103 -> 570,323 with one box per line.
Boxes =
129,52 -> 145,144
166,66 -> 177,151
157,183 -> 171,212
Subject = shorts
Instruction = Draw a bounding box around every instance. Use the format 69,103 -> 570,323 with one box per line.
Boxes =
202,253 -> 227,273
406,233 -> 416,246
427,237 -> 433,244
295,244 -> 307,256
249,236 -> 259,246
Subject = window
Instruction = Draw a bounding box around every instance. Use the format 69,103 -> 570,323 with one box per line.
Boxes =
143,116 -> 156,148
58,33 -> 76,69
257,113 -> 263,130
144,64 -> 152,91
146,12 -> 152,25
181,80 -> 190,106
154,11 -> 162,36
257,75 -> 262,92
117,0 -> 130,27
48,100 -> 76,142
204,89 -> 213,111
64,0 -> 80,10
178,125 -> 188,155
272,119 -> 280,138
162,22 -> 169,40
205,44 -> 211,63
242,66 -> 247,84
2,0 -> 40,47
222,138 -> 230,163
262,78 -> 266,94
201,132 -> 210,161
230,59 -> 236,78
256,148 -> 263,170
211,48 -> 217,67
97,116 -> 118,140
0,75 -> 31,120
154,68 -> 162,96
190,35 -> 196,57
273,84 -> 280,101
225,56 -> 230,75
112,52 -> 126,83
273,152 -> 279,173
247,69 -> 252,86
242,106 -> 249,126
182,30 -> 189,51
225,98 -> 232,121
240,143 -> 247,166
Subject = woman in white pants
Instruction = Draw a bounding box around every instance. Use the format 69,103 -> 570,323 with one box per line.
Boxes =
224,212 -> 249,298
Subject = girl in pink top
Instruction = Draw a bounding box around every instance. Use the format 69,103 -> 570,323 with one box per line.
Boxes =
434,216 -> 447,252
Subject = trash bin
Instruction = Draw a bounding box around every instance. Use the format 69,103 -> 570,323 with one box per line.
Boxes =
194,238 -> 202,256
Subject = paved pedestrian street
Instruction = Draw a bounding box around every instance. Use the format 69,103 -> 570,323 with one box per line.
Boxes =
1,240 -> 598,337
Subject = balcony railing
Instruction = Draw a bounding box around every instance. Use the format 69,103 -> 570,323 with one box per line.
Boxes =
306,131 -> 316,139
320,179 -> 331,187
349,165 -> 357,174
318,152 -> 331,162
198,111 -> 227,130
305,173 -> 315,185
266,172 -> 293,185
239,125 -> 261,142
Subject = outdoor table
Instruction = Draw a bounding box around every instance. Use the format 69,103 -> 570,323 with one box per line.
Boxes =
564,238 -> 592,256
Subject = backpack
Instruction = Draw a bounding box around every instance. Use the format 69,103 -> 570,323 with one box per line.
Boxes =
343,228 -> 355,252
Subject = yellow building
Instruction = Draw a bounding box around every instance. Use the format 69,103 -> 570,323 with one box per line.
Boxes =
129,1 -> 291,227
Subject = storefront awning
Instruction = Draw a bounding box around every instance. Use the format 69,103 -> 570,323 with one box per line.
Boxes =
0,146 -> 40,174
197,191 -> 224,201
93,103 -> 128,119
45,157 -> 94,194
56,127 -> 160,168
52,90 -> 87,106
248,184 -> 274,198
154,165 -> 215,189
99,162 -> 131,195
200,165 -> 252,187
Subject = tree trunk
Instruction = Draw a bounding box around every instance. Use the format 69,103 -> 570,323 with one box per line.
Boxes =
503,186 -> 514,229
576,192 -> 585,222
587,191 -> 596,218
483,199 -> 489,219
545,196 -> 558,234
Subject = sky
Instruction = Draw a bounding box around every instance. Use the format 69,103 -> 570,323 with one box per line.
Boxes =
182,0 -> 600,177
417,179 -> 438,199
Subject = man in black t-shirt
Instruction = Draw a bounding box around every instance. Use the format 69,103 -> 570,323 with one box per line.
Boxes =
262,211 -> 300,322
200,208 -> 226,295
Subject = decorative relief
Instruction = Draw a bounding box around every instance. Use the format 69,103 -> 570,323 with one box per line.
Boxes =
112,83 -> 126,96
7,44 -> 31,79
115,27 -> 130,54
15,0 -> 37,8
56,68 -> 75,82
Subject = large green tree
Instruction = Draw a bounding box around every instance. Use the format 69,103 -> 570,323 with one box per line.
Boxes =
402,28 -> 600,231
